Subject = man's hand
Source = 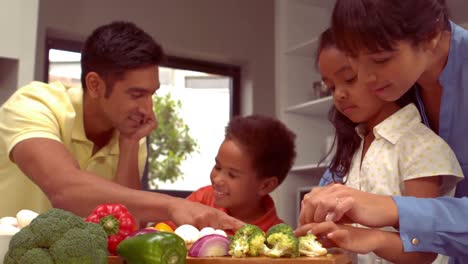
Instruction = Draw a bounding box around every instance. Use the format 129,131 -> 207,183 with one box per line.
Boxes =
168,198 -> 244,231
120,112 -> 158,143
115,112 -> 157,190
298,184 -> 398,228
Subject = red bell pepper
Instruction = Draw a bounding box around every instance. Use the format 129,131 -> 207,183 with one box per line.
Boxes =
85,203 -> 137,255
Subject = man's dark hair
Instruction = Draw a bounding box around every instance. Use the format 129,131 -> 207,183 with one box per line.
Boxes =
81,21 -> 164,96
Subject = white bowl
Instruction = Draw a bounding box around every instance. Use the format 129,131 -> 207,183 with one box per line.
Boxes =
0,235 -> 13,264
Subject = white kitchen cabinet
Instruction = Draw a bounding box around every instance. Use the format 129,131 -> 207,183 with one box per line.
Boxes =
273,0 -> 335,226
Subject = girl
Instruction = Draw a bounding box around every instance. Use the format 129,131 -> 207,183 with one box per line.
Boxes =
316,28 -> 463,263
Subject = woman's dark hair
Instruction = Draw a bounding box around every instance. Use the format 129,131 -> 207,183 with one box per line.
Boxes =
331,0 -> 450,56
316,28 -> 416,182
81,21 -> 165,97
225,115 -> 296,185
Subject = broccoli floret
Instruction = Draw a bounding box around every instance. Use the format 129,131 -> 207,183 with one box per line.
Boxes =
235,224 -> 262,239
266,223 -> 294,237
50,226 -> 108,264
247,232 -> 266,256
4,226 -> 39,262
229,224 -> 266,257
28,208 -> 86,247
261,223 -> 299,258
298,233 -> 328,257
263,232 -> 299,258
83,222 -> 108,250
4,208 -> 108,264
228,237 -> 249,258
19,248 -> 54,264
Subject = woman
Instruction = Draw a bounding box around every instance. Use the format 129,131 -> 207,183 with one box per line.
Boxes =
298,1 -> 468,263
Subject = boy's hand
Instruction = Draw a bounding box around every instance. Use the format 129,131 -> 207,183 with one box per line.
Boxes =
298,184 -> 398,228
297,222 -> 382,254
168,198 -> 244,231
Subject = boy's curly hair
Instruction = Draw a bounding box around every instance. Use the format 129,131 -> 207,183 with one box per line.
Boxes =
225,115 -> 296,185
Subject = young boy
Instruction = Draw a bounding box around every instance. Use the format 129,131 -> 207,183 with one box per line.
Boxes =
184,115 -> 296,233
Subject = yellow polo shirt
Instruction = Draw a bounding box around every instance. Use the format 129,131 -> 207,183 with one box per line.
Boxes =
0,81 -> 147,216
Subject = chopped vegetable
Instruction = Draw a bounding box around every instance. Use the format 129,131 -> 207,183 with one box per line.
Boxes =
262,223 -> 299,258
229,224 -> 265,257
174,224 -> 200,244
4,208 -> 108,264
298,233 -> 327,257
117,232 -> 187,264
189,234 -> 230,257
85,203 -> 137,255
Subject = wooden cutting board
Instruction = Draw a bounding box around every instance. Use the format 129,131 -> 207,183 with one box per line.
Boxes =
108,250 -> 352,264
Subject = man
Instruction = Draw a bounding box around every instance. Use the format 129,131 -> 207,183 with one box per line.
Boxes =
0,21 -> 242,230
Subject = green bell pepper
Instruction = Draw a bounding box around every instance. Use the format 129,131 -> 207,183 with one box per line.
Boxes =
116,232 -> 187,264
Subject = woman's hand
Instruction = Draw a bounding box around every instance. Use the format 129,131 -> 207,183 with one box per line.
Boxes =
298,184 -> 398,228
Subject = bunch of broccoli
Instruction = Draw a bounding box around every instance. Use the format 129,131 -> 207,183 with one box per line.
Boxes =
4,208 -> 108,264
229,223 -> 327,258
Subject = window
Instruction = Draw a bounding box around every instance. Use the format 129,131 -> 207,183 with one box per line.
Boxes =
45,37 -> 241,194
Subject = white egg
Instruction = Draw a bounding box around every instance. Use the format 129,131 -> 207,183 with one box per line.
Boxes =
0,217 -> 18,227
0,224 -> 20,235
16,209 -> 38,228
214,229 -> 227,237
174,224 -> 200,244
199,227 -> 215,238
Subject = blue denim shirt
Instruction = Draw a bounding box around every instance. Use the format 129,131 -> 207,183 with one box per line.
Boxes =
394,21 -> 468,264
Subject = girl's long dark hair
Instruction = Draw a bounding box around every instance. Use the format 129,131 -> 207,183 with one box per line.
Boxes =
317,28 -> 417,182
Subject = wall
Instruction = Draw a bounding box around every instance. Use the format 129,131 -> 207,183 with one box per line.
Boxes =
35,0 -> 275,116
0,0 -> 39,103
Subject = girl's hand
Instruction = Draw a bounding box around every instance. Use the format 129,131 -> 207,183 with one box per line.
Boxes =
300,222 -> 383,254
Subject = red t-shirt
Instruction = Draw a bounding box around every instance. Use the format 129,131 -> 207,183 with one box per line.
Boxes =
181,185 -> 283,234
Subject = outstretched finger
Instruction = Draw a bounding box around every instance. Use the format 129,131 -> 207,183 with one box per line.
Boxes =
299,200 -> 317,226
308,221 -> 339,236
294,223 -> 316,237
216,214 -> 245,231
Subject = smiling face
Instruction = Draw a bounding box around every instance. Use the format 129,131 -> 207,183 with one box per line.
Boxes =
210,139 -> 268,211
96,65 -> 160,134
349,41 -> 431,101
319,47 -> 400,126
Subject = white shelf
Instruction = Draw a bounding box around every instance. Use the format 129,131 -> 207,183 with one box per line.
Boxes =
285,96 -> 333,117
291,163 -> 327,176
285,38 -> 318,57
